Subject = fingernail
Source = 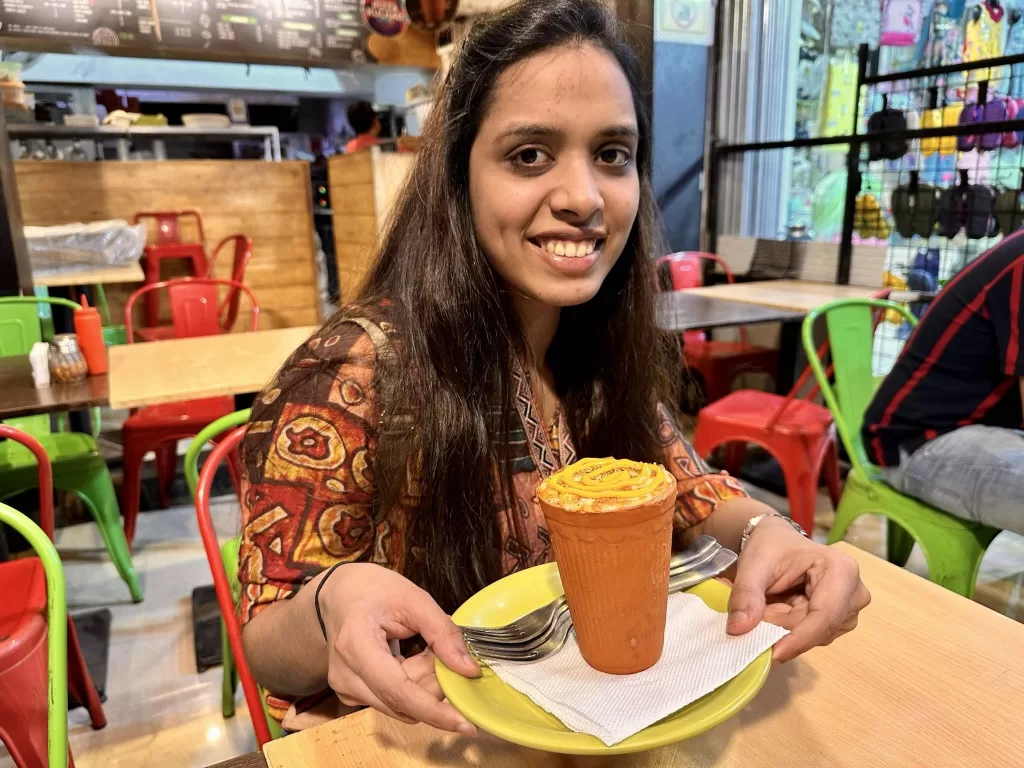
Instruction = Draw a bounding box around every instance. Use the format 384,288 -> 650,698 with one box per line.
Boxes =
456,721 -> 477,736
728,610 -> 747,626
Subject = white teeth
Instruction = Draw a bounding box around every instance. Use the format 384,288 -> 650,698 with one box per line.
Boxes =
536,238 -> 599,257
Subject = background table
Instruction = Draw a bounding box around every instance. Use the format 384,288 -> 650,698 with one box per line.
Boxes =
217,543 -> 1024,768
0,356 -> 108,419
656,292 -> 804,332
32,262 -> 145,288
684,279 -> 879,313
107,326 -> 316,410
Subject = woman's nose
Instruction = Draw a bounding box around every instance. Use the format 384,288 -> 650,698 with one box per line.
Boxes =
549,156 -> 603,220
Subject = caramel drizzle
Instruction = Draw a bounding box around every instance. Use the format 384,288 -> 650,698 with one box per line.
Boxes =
544,457 -> 669,500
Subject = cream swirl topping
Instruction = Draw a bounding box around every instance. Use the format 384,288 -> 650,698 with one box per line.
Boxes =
537,457 -> 676,512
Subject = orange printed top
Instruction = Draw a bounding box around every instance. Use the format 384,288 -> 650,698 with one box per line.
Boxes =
239,311 -> 749,722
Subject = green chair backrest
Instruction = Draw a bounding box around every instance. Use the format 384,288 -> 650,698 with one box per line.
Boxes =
0,301 -> 41,356
0,501 -> 68,768
184,408 -> 252,499
802,298 -> 917,474
0,301 -> 51,435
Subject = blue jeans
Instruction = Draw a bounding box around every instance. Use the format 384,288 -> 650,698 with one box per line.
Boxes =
880,425 -> 1024,536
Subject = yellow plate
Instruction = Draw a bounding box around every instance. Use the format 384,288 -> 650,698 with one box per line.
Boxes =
436,562 -> 771,755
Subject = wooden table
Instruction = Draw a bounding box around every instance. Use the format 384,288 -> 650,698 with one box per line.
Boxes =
684,279 -> 879,313
33,261 -> 145,288
107,326 -> 316,409
0,355 -> 108,419
214,543 -> 1024,768
656,292 -> 804,333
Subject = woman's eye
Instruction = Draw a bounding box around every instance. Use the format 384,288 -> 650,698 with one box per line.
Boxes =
510,147 -> 552,168
597,147 -> 631,166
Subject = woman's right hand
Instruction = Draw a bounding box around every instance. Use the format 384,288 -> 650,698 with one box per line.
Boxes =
318,563 -> 481,734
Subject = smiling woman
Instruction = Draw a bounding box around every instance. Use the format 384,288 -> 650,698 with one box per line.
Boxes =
237,0 -> 869,740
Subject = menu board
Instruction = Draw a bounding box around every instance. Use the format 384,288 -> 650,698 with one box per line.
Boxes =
0,0 -> 373,64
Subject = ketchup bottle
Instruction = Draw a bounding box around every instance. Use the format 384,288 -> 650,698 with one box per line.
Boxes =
74,294 -> 108,376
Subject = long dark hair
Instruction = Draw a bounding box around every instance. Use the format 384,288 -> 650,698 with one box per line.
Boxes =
350,0 -> 676,612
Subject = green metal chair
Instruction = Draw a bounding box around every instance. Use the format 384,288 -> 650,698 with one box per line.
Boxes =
184,409 -> 281,742
0,501 -> 69,768
0,297 -> 142,602
802,298 -> 1001,598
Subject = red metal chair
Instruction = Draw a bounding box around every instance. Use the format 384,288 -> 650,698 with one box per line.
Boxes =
195,426 -> 274,748
656,252 -> 779,404
135,234 -> 254,342
134,210 -> 210,332
0,425 -> 106,768
120,279 -> 259,546
208,235 -> 254,335
692,289 -> 893,532
692,343 -> 842,533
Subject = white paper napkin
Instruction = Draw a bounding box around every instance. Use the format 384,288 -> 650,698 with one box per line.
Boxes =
488,592 -> 788,746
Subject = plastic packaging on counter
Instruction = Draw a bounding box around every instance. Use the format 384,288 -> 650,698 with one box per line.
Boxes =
24,219 -> 146,275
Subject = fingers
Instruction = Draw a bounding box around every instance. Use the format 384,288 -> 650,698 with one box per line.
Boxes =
335,673 -> 417,724
398,592 -> 481,680
727,551 -> 775,635
771,558 -> 863,663
349,627 -> 477,734
404,651 -> 442,700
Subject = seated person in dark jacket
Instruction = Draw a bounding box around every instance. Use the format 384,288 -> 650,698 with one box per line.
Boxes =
862,236 -> 1024,535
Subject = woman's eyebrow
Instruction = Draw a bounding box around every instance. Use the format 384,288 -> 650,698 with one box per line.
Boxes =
494,123 -> 639,141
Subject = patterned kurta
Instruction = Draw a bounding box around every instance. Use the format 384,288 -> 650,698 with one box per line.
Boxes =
239,312 -> 749,722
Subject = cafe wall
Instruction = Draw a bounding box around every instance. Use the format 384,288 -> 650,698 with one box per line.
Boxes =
14,160 -> 320,329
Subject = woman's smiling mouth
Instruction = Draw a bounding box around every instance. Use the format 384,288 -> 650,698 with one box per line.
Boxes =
527,235 -> 606,274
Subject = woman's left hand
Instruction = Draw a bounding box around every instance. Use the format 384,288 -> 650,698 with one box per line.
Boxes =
726,515 -> 871,662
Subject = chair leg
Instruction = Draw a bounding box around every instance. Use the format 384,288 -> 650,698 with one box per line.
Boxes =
67,615 -> 107,730
886,519 -> 916,568
222,619 -> 238,719
120,435 -> 146,549
723,443 -> 747,477
155,441 -> 178,509
822,438 -> 843,511
781,455 -> 818,534
916,525 -> 1001,599
72,466 -> 144,603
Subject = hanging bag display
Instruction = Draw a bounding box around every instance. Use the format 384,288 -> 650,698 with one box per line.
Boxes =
867,96 -> 909,161
891,172 -> 939,239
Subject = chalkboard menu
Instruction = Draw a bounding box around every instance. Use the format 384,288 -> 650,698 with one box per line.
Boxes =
0,0 -> 373,64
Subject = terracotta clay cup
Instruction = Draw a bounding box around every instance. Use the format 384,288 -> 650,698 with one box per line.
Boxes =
537,458 -> 677,675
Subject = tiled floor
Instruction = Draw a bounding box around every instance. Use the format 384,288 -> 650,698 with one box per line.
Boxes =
2,482 -> 1023,767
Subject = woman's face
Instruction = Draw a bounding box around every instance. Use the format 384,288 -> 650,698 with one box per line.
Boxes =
468,44 -> 641,309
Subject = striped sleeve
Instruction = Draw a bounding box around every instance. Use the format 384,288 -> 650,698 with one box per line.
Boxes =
989,259 -> 1024,376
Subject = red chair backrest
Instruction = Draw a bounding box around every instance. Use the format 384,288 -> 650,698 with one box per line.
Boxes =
135,210 -> 206,247
196,427 -> 273,748
0,425 -> 54,540
656,252 -> 743,345
655,252 -> 737,291
207,235 -> 254,333
763,288 -> 893,431
124,278 -> 260,341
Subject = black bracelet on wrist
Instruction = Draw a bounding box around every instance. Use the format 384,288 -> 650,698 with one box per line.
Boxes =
315,562 -> 346,642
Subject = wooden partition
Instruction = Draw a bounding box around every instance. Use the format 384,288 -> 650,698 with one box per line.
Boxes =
15,160 -> 320,329
328,148 -> 415,302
